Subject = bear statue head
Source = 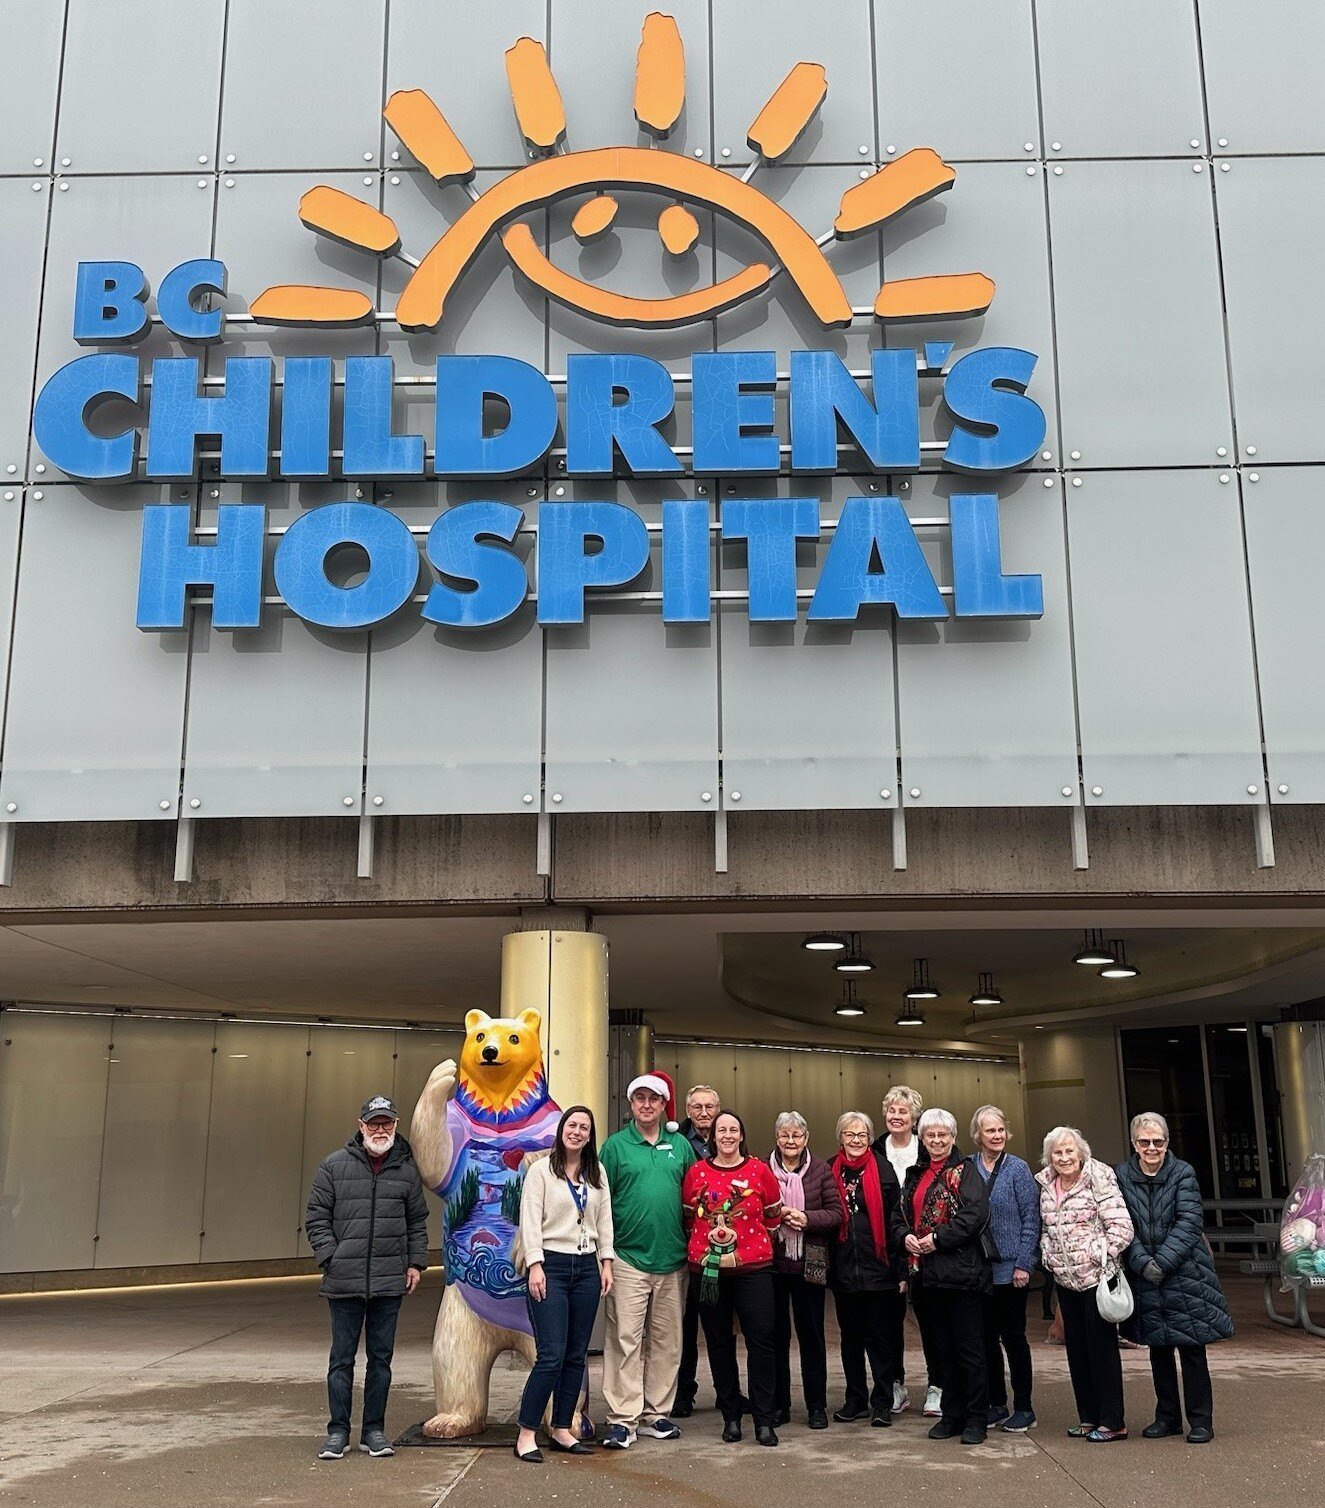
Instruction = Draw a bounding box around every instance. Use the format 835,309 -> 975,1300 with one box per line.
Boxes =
458,1007 -> 546,1111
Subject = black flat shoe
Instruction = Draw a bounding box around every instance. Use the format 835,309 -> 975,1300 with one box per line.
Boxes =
546,1439 -> 594,1455
721,1419 -> 742,1443
513,1445 -> 544,1464
808,1409 -> 829,1430
756,1425 -> 779,1447
1186,1426 -> 1213,1444
1142,1420 -> 1183,1439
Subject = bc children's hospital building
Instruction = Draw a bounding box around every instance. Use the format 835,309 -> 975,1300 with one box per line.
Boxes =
3,0 -> 1325,1288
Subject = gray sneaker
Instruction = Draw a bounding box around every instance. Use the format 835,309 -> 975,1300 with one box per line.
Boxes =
318,1428 -> 349,1460
359,1428 -> 395,1457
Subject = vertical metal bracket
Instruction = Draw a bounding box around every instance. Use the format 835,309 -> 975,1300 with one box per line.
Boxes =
891,804 -> 907,871
1254,802 -> 1275,869
357,812 -> 375,879
536,810 -> 552,877
0,822 -> 15,887
1071,805 -> 1089,870
714,808 -> 729,874
174,817 -> 195,884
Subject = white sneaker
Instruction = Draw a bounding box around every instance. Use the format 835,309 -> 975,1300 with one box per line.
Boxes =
923,1385 -> 943,1418
891,1382 -> 910,1415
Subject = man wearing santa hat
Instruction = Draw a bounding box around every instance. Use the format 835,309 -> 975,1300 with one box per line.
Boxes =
599,1071 -> 696,1448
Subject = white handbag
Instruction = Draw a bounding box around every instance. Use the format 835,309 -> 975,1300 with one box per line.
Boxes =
1094,1239 -> 1134,1324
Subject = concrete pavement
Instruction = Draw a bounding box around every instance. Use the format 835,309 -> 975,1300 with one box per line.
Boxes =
1,1270 -> 1320,1508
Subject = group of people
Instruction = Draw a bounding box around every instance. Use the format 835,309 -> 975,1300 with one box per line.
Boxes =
306,1082 -> 1234,1461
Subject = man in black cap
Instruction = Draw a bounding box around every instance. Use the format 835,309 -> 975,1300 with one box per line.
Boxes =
305,1094 -> 430,1461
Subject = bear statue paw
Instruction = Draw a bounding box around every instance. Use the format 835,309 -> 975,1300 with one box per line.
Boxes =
422,1412 -> 486,1440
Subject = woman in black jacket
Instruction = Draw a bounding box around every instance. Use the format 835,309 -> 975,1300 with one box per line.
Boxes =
828,1111 -> 906,1427
1116,1112 -> 1233,1445
902,1108 -> 991,1445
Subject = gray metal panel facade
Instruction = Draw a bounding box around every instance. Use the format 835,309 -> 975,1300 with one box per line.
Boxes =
1067,470 -> 1263,808
1,4 -> 1320,827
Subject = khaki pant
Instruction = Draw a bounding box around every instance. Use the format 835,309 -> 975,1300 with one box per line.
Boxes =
602,1259 -> 686,1428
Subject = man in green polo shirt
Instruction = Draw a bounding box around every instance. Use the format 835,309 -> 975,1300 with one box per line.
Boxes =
598,1073 -> 695,1448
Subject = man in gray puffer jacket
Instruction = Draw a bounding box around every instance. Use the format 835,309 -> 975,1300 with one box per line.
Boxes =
305,1094 -> 430,1462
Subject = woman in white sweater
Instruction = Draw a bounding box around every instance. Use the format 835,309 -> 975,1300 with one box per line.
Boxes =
515,1105 -> 614,1463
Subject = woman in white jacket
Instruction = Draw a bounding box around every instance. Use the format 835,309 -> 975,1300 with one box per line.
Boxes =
515,1106 -> 614,1463
1037,1126 -> 1134,1443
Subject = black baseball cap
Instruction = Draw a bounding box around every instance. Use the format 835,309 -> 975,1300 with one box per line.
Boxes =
359,1095 -> 399,1122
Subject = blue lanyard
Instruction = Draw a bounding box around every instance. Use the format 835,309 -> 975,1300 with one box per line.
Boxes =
567,1177 -> 588,1221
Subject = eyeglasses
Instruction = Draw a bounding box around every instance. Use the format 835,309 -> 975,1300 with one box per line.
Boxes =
777,1129 -> 807,1140
1135,1137 -> 1168,1148
840,1131 -> 869,1142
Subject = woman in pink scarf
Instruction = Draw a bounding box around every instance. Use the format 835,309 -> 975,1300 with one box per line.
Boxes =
769,1111 -> 843,1430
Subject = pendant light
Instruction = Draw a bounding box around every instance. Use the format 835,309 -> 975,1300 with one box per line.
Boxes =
1073,928 -> 1115,967
803,931 -> 847,952
969,972 -> 1003,1008
834,932 -> 874,974
903,957 -> 940,1000
894,994 -> 926,1027
835,980 -> 866,1017
1098,940 -> 1139,980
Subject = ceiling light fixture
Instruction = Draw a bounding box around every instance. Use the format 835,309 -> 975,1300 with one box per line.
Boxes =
969,971 -> 1003,1008
834,980 -> 866,1017
894,995 -> 926,1027
834,932 -> 875,974
904,957 -> 940,1000
803,931 -> 847,952
1073,928 -> 1116,967
1098,940 -> 1139,980
1227,1024 -> 1248,1034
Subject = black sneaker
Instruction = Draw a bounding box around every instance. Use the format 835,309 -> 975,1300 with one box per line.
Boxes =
871,1408 -> 892,1428
359,1429 -> 395,1457
833,1403 -> 869,1422
961,1424 -> 988,1446
318,1428 -> 349,1460
928,1420 -> 962,1440
671,1398 -> 695,1419
808,1408 -> 829,1430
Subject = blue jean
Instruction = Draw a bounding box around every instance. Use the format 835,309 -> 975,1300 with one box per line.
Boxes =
326,1294 -> 402,1435
519,1252 -> 601,1431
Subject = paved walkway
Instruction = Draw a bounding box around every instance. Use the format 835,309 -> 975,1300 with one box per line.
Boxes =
1,1271 -> 1320,1507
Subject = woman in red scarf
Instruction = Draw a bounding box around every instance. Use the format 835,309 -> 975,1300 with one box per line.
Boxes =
828,1111 -> 906,1426
901,1108 -> 991,1445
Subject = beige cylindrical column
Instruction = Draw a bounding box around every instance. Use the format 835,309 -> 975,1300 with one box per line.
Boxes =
1274,1022 -> 1325,1185
500,928 -> 609,1129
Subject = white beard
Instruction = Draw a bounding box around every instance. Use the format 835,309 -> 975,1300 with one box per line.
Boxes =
364,1130 -> 396,1155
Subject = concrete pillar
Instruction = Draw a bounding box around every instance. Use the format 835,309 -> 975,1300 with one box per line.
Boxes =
1022,1027 -> 1127,1165
500,922 -> 609,1131
1274,1022 -> 1325,1185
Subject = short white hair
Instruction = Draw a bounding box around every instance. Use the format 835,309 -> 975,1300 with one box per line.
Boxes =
970,1104 -> 1008,1141
775,1110 -> 808,1135
686,1083 -> 720,1106
882,1084 -> 923,1124
917,1107 -> 957,1138
1130,1111 -> 1170,1143
836,1110 -> 875,1144
1042,1125 -> 1091,1167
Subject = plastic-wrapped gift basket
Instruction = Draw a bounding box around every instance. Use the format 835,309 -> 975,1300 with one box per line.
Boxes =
1280,1153 -> 1325,1281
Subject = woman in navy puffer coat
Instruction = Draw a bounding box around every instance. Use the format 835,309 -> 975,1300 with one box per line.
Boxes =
1116,1112 -> 1233,1446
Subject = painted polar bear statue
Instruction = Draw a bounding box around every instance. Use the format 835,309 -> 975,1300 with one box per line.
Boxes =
410,1007 -> 562,1438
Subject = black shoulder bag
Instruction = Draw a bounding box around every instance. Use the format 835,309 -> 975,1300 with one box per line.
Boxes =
977,1153 -> 1004,1263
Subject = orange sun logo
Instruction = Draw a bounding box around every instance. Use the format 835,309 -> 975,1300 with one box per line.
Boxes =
252,11 -> 994,334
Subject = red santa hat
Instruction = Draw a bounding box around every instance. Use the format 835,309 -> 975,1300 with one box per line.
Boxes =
626,1070 -> 680,1133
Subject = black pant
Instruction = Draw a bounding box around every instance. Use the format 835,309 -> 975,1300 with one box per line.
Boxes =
519,1252 -> 601,1431
693,1268 -> 777,1427
772,1271 -> 827,1413
677,1279 -> 702,1405
919,1287 -> 988,1430
983,1283 -> 1034,1412
908,1283 -> 944,1388
832,1287 -> 894,1412
1057,1285 -> 1125,1431
326,1294 -> 403,1435
1150,1344 -> 1213,1432
884,1289 -> 908,1385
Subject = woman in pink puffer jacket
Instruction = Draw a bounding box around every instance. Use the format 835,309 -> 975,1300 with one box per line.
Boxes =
1037,1127 -> 1135,1443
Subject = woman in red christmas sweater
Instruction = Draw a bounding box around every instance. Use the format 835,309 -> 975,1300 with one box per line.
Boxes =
682,1111 -> 783,1447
